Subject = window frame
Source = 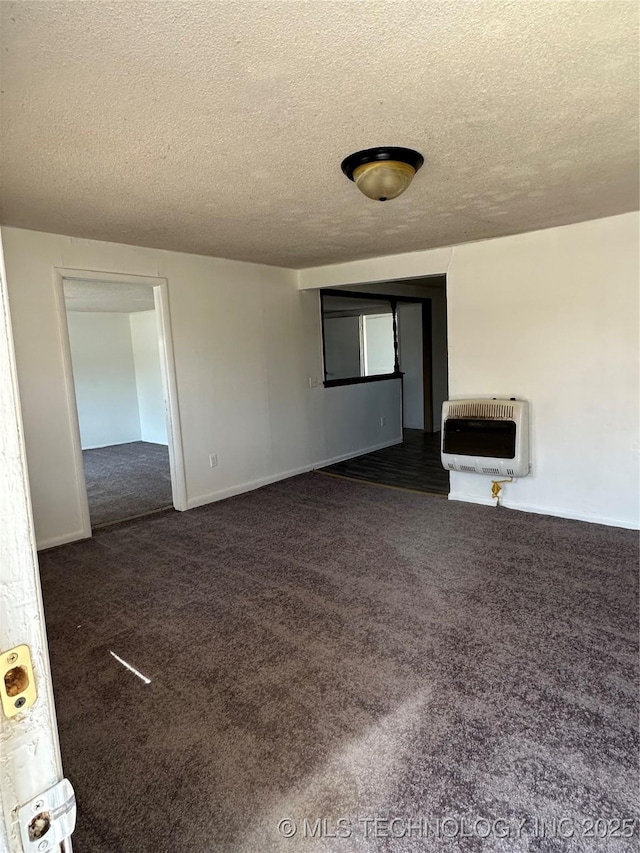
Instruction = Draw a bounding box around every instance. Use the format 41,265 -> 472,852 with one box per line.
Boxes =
320,289 -> 402,387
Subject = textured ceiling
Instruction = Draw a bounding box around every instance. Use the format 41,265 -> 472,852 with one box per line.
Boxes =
64,280 -> 155,313
1,1 -> 638,268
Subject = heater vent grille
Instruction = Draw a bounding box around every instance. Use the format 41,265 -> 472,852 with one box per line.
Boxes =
447,400 -> 514,420
441,398 -> 530,478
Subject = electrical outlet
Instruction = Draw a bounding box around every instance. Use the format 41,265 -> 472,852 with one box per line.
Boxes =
209,454 -> 218,468
380,417 -> 386,427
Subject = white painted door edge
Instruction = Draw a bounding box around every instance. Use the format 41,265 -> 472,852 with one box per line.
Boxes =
1,234 -> 69,851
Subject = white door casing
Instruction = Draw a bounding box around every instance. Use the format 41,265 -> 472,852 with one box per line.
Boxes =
53,268 -> 188,539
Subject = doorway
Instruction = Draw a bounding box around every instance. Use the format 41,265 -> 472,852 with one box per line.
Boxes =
319,277 -> 449,494
56,269 -> 186,532
397,300 -> 432,432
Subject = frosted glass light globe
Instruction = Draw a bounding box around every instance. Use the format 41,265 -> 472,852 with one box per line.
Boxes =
352,160 -> 417,201
341,147 -> 424,202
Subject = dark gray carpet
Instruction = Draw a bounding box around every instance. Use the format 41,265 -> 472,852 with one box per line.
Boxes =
82,441 -> 172,526
321,429 -> 449,494
39,473 -> 638,852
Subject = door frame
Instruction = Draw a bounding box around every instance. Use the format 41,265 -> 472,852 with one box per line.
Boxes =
321,288 -> 437,431
421,299 -> 434,432
53,268 -> 187,538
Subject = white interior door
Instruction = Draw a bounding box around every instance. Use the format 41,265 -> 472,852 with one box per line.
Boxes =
0,233 -> 70,850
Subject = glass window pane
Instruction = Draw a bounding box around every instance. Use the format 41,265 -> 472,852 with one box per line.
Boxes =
322,293 -> 396,383
324,315 -> 361,380
363,314 -> 395,376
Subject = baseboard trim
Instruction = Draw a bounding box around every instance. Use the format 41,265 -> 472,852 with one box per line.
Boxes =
448,492 -> 639,530
37,528 -> 91,552
187,464 -> 316,509
448,493 -> 495,508
81,440 -> 142,450
82,440 -> 170,450
186,437 -> 403,510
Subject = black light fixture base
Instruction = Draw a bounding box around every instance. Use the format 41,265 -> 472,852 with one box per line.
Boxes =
340,146 -> 424,181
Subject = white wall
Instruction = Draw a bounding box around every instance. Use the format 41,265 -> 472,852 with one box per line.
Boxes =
398,303 -> 424,430
5,213 -> 637,544
67,311 -> 141,448
3,228 -> 403,548
300,212 -> 640,530
130,310 -> 168,445
1,228 -> 297,546
324,378 -> 402,461
445,215 -> 639,528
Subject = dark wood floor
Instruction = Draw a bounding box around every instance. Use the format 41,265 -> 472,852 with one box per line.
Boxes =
320,429 -> 449,494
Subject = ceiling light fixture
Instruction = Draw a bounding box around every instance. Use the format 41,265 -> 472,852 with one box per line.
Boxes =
341,146 -> 424,202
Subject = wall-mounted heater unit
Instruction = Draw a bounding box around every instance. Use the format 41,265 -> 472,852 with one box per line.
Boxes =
441,398 -> 529,477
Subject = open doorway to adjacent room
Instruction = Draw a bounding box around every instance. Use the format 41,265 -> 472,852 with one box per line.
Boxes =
319,276 -> 449,494
59,271 -> 186,529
